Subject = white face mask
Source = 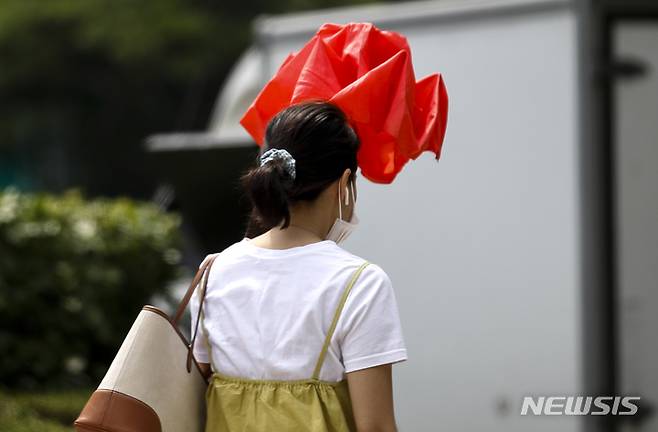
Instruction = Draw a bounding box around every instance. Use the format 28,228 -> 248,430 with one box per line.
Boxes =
325,180 -> 359,245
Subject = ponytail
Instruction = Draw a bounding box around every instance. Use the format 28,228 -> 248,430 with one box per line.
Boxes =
240,156 -> 294,230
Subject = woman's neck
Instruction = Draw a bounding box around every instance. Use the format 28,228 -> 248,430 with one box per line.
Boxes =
252,226 -> 324,249
248,189 -> 338,249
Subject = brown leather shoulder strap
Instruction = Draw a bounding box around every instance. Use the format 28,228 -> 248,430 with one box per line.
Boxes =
169,253 -> 219,373
171,254 -> 218,325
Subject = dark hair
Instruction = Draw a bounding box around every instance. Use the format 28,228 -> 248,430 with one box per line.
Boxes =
241,101 -> 360,233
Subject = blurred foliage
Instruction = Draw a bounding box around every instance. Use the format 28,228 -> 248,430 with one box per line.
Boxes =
0,0 -> 382,196
0,387 -> 93,431
0,187 -> 183,390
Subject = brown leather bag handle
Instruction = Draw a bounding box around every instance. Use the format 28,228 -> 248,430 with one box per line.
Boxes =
170,253 -> 219,373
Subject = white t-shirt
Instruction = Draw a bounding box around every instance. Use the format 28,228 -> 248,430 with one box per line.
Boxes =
189,237 -> 408,382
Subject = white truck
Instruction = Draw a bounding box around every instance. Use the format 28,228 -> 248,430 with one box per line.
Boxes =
148,0 -> 658,431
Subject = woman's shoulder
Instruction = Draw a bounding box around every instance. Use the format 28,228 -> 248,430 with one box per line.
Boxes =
322,246 -> 392,288
196,239 -> 249,268
352,261 -> 392,292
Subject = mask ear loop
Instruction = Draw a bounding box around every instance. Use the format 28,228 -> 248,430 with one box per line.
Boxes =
338,177 -> 355,222
337,184 -> 343,221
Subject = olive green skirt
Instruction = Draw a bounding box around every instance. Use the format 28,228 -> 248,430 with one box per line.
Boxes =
205,371 -> 356,431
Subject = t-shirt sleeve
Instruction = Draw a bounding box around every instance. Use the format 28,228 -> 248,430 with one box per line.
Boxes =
336,263 -> 408,373
189,254 -> 213,364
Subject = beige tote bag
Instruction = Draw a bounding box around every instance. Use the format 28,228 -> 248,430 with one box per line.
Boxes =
74,253 -> 219,432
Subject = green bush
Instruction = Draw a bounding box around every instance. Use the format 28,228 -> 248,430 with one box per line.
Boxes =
0,387 -> 93,431
0,187 -> 183,390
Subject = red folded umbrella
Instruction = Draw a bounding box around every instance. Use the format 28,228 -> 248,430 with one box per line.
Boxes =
240,22 -> 449,184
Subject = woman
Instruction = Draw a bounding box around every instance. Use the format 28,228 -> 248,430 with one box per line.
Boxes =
190,101 -> 408,431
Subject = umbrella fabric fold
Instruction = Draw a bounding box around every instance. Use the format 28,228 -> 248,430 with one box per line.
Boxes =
240,22 -> 449,184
